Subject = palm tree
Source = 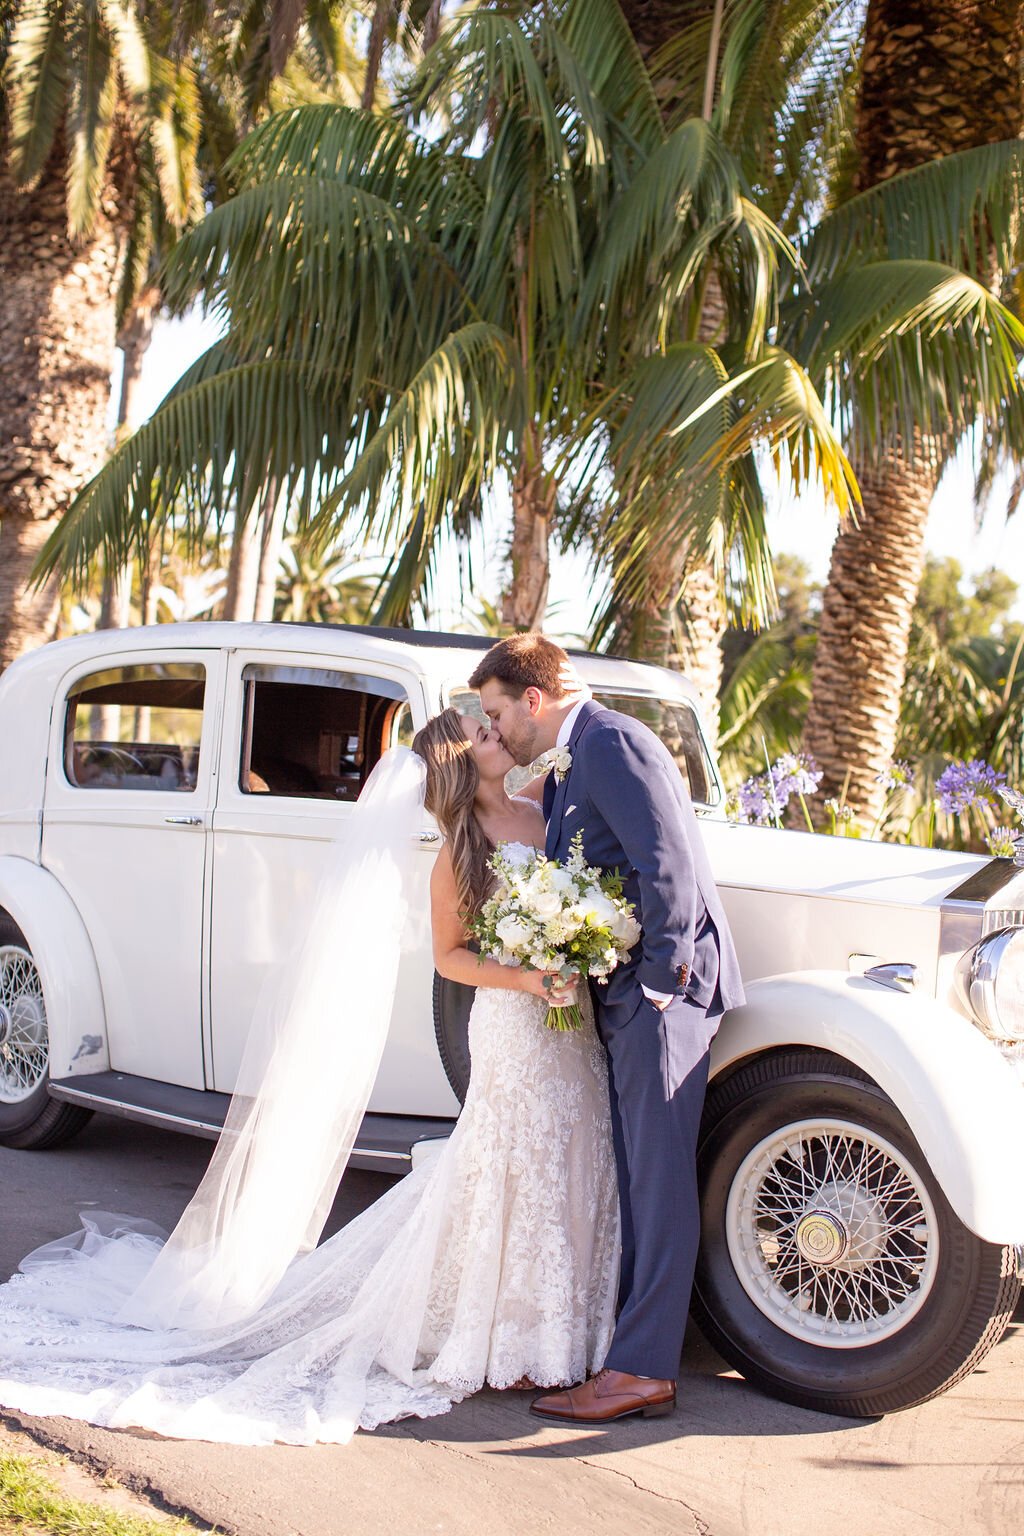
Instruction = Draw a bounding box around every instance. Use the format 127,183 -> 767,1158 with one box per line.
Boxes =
801,0 -> 1024,823
33,0 -> 1024,695
0,1 -> 378,666
34,6 -> 861,634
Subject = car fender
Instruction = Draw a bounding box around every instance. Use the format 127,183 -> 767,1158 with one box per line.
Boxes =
0,855 -> 108,1078
711,970 -> 1024,1247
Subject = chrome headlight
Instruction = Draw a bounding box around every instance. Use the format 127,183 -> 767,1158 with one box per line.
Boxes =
955,926 -> 1024,1042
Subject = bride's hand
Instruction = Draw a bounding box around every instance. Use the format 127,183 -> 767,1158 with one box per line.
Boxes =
521,970 -> 579,1005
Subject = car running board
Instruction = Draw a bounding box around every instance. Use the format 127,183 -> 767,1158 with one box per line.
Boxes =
48,1071 -> 455,1175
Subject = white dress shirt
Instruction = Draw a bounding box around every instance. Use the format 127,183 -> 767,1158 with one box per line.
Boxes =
554,694 -> 672,1010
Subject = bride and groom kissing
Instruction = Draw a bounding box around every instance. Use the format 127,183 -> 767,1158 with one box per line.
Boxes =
0,632 -> 744,1445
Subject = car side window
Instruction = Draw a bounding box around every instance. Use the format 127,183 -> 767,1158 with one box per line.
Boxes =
593,692 -> 719,806
64,663 -> 205,792
239,664 -> 411,801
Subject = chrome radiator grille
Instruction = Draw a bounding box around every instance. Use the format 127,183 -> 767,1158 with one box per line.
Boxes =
983,908 -> 1024,934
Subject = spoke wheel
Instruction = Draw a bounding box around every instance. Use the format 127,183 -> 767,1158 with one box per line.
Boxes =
0,944 -> 49,1104
726,1118 -> 938,1347
0,913 -> 92,1150
693,1050 -> 1021,1417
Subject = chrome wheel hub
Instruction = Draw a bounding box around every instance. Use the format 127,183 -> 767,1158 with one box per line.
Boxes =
0,945 -> 48,1104
726,1118 -> 939,1347
795,1209 -> 848,1266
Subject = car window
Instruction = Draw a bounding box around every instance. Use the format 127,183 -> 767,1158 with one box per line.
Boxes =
64,663 -> 205,792
446,685 -> 719,806
592,692 -> 719,806
239,664 -> 411,801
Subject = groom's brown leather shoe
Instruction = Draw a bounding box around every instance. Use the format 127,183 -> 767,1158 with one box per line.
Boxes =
530,1368 -> 676,1424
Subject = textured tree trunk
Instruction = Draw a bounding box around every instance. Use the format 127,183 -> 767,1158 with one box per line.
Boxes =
502,458 -> 555,631
222,516 -> 261,621
0,149 -> 119,671
253,484 -> 287,622
803,0 -> 1024,824
361,1 -> 392,111
97,286 -> 160,635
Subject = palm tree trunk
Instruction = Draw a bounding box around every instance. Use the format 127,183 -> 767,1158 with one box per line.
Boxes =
96,286 -> 160,633
222,516 -> 261,621
502,458 -> 555,631
804,452 -> 934,816
361,1 -> 393,111
0,149 -> 119,671
802,0 -> 1024,824
253,483 -> 287,622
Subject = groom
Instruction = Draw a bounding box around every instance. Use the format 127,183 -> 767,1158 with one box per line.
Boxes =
469,633 -> 745,1424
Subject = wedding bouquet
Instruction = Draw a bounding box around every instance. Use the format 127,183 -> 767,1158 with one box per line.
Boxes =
468,831 -> 641,1031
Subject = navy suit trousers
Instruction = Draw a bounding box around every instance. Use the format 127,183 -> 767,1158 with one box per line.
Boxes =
596,988 -> 720,1381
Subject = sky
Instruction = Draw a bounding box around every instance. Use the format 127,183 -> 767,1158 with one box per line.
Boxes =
118,309 -> 1024,641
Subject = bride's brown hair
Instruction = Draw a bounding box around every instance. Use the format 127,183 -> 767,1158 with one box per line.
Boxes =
412,707 -> 495,918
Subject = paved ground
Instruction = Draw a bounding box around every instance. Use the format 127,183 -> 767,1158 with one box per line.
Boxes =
1,1115 -> 1022,1536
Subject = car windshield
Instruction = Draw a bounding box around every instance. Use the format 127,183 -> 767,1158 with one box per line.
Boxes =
447,686 -> 719,807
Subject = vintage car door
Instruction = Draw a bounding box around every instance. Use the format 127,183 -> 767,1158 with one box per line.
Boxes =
207,648 -> 457,1117
41,648 -> 226,1090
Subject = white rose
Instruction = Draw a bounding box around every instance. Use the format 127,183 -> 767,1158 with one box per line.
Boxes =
548,868 -> 575,894
530,891 -> 562,920
611,910 -> 641,946
496,916 -> 531,949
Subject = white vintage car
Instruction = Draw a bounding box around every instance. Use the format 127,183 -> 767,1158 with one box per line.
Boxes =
0,621 -> 1021,1419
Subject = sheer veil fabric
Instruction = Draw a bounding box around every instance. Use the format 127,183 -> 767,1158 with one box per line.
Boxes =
0,751 -> 620,1444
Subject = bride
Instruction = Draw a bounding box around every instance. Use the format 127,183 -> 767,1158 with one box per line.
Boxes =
0,708 -> 619,1446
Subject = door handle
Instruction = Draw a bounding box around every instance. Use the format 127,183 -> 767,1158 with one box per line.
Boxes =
164,815 -> 204,827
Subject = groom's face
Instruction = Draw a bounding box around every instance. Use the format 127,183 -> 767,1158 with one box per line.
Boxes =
478,681 -> 550,766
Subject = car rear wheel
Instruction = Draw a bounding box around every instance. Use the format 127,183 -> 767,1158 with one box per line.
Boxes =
0,914 -> 92,1150
693,1050 -> 1021,1417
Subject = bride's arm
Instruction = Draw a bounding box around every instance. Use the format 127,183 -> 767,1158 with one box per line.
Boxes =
430,847 -> 566,999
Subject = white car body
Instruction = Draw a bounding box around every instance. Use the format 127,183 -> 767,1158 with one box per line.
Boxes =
2,620 -> 1024,1413
0,621 -> 1022,1243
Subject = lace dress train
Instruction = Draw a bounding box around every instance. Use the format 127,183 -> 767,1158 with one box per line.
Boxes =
0,983 -> 619,1445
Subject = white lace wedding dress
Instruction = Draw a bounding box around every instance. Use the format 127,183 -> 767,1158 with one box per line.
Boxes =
0,844 -> 619,1446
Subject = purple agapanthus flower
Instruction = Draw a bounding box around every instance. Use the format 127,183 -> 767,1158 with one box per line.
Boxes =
738,774 -> 776,825
771,752 -> 823,802
876,759 -> 915,792
935,758 -> 1006,816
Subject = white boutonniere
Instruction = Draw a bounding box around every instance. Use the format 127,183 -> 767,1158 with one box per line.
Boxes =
529,746 -> 573,783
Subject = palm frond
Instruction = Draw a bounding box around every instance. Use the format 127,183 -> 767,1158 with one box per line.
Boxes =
32,349 -> 356,585
790,262 -> 1024,461
311,321 -> 524,555
802,140 -> 1024,283
560,0 -> 663,151
7,0 -> 67,186
65,0 -> 118,235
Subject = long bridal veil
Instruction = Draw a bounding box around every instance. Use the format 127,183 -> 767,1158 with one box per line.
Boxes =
16,746 -> 429,1331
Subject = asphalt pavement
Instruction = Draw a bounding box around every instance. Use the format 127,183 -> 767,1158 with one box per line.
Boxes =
1,1114 -> 1021,1536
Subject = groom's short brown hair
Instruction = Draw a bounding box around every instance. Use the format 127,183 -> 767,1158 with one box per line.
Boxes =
468,633 -> 571,699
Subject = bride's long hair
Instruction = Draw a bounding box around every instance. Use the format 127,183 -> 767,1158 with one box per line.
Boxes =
413,707 -> 495,917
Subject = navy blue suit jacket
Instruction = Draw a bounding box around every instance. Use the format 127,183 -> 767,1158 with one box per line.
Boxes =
544,700 -> 744,1023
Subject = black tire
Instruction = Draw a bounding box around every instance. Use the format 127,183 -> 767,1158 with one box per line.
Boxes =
432,970 -> 475,1103
0,913 -> 92,1150
692,1049 -> 1021,1417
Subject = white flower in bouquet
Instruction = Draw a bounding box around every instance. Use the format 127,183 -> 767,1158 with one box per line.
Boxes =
468,831 -> 641,1031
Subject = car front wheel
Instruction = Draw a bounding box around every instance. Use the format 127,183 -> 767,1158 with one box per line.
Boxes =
692,1050 -> 1021,1417
0,914 -> 92,1150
